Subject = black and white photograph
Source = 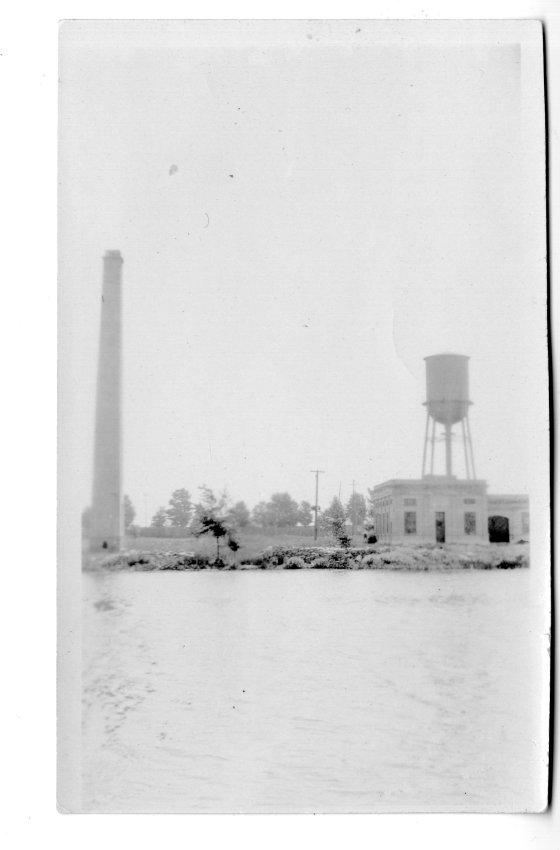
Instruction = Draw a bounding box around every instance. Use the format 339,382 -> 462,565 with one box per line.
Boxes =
57,18 -> 550,815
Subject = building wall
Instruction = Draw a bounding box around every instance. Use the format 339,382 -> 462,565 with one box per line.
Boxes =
487,495 -> 530,541
370,478 -> 529,544
370,477 -> 488,544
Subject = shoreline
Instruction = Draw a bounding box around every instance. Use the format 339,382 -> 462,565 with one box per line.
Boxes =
83,542 -> 529,573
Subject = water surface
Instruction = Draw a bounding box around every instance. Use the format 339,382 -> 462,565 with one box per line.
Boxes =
82,569 -> 546,812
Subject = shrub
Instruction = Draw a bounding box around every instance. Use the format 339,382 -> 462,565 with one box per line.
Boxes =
210,557 -> 227,569
239,557 -> 263,567
310,556 -> 328,569
195,553 -> 210,566
284,556 -> 305,569
326,550 -> 351,569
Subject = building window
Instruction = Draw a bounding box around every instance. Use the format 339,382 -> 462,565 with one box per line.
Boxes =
464,498 -> 476,504
404,498 -> 417,506
404,511 -> 417,534
464,512 -> 476,535
522,512 -> 530,535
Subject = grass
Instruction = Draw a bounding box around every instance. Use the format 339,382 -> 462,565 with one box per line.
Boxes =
82,531 -> 529,572
125,530 -> 352,562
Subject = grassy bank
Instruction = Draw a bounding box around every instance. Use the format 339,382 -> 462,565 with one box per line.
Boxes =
122,531 -> 341,561
84,540 -> 529,572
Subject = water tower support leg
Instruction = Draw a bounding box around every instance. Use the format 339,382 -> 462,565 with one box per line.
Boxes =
461,418 -> 471,479
430,418 -> 436,474
466,415 -> 477,479
421,411 -> 430,477
445,423 -> 452,477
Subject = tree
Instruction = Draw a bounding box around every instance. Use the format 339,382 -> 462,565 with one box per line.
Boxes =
250,494 -> 299,528
123,494 -> 136,530
296,500 -> 313,526
195,485 -> 229,518
267,493 -> 300,528
363,515 -> 377,545
150,507 -> 168,528
363,490 -> 377,544
250,493 -> 301,529
322,496 -> 345,522
166,488 -> 193,527
251,501 -> 270,528
346,492 -> 366,530
322,496 -> 351,548
229,500 -> 250,528
193,486 -> 239,563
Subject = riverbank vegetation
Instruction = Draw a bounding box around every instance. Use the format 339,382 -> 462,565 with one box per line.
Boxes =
84,541 -> 529,573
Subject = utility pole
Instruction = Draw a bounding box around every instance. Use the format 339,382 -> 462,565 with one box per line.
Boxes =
311,469 -> 325,541
350,479 -> 356,539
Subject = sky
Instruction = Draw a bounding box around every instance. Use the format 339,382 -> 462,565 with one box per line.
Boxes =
59,20 -> 547,524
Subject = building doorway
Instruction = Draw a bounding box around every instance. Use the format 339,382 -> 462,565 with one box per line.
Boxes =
435,511 -> 445,543
488,515 -> 510,543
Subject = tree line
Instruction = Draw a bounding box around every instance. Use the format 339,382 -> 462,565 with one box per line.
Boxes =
84,488 -> 373,557
87,489 -> 369,538
137,488 -> 368,532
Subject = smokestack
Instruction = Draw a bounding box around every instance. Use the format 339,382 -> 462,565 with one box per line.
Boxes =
89,250 -> 123,551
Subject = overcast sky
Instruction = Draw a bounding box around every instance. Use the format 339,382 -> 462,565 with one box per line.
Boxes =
59,20 -> 546,523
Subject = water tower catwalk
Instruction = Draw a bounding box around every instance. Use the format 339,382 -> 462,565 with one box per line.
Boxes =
422,353 -> 476,479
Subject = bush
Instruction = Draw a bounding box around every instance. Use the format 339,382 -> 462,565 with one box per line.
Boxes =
284,556 -> 305,569
327,550 -> 351,569
94,540 -> 529,572
210,557 -> 227,569
239,556 -> 263,567
310,556 -> 328,569
361,554 -> 378,568
127,555 -> 150,566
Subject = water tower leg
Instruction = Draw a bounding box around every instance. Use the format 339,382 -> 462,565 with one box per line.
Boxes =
445,423 -> 452,477
430,418 -> 436,474
461,418 -> 471,479
466,415 -> 477,479
421,411 -> 430,477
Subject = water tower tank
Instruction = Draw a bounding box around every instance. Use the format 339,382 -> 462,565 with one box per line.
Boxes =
424,353 -> 471,425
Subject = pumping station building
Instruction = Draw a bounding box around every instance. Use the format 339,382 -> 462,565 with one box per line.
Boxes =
370,354 -> 529,545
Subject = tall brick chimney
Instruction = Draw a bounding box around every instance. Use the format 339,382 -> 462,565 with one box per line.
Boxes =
89,250 -> 123,551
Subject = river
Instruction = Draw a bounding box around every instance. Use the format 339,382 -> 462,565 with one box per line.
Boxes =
82,568 -> 547,813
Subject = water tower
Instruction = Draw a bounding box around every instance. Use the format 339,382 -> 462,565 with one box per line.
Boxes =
421,353 -> 476,479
